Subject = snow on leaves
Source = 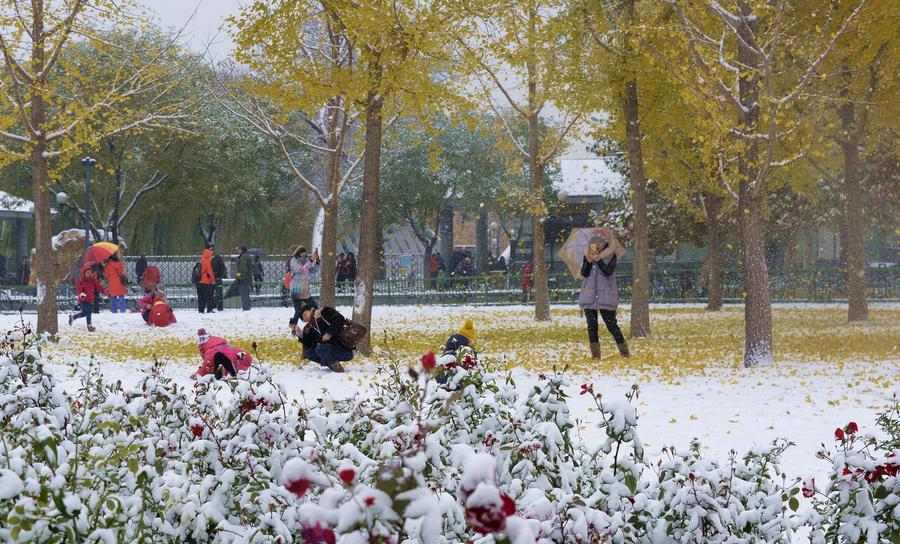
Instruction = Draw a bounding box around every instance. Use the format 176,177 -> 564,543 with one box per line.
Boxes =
1,323 -> 898,542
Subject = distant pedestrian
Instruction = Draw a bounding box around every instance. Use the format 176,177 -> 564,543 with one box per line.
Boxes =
135,255 -> 148,285
288,246 -> 320,326
521,262 -> 534,301
252,255 -> 264,293
223,244 -> 253,311
105,253 -> 127,313
194,247 -> 217,313
336,252 -> 347,283
18,257 -> 30,285
138,288 -> 162,323
69,265 -> 107,332
496,256 -> 507,273
146,294 -> 177,327
579,230 -> 629,360
453,255 -> 476,278
346,252 -> 357,281
291,303 -> 352,373
210,244 -> 227,311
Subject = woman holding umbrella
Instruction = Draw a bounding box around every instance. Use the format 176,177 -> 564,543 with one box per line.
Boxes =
577,228 -> 629,360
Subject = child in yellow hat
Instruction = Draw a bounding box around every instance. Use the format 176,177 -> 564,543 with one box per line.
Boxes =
444,318 -> 477,355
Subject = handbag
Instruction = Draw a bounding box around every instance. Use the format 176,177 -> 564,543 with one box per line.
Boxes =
283,271 -> 291,290
319,311 -> 368,350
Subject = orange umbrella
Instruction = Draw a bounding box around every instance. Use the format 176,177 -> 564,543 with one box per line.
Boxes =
82,242 -> 119,265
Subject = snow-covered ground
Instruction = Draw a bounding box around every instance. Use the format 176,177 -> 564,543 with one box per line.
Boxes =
2,303 -> 897,490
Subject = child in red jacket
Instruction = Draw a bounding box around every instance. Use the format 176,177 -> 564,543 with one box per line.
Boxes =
69,267 -> 107,331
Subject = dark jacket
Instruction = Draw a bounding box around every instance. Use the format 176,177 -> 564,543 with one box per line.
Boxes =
211,254 -> 227,283
298,306 -> 347,351
579,255 -> 618,311
444,333 -> 472,355
135,257 -> 148,282
236,252 -> 253,284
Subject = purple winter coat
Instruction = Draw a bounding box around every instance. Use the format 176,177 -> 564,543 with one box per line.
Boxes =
578,255 -> 618,311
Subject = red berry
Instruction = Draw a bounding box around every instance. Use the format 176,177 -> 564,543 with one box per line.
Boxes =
421,351 -> 436,370
847,422 -> 859,434
191,424 -> 203,437
339,468 -> 356,485
364,496 -> 375,506
834,427 -> 845,440
285,477 -> 310,499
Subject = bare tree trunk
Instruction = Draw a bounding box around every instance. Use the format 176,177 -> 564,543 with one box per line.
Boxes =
319,137 -> 341,308
32,2 -> 59,336
622,0 -> 650,338
352,94 -> 384,354
737,6 -> 772,366
320,200 -> 339,308
842,139 -> 867,321
528,113 -> 550,321
705,194 -> 723,311
838,90 -> 868,321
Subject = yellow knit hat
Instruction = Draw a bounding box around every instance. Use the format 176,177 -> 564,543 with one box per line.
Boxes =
458,319 -> 477,342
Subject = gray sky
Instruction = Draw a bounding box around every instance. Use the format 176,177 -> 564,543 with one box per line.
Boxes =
141,0 -> 242,61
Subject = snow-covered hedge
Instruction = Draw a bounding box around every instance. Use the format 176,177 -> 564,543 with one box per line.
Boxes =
0,322 -> 898,543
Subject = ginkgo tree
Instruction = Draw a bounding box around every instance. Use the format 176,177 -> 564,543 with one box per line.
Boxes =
231,0 -> 463,352
0,0 -> 191,335
663,0 -> 869,366
457,0 -> 594,322
804,0 -> 899,323
228,2 -> 366,307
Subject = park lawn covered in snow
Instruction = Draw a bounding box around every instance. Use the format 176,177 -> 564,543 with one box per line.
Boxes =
29,302 -> 900,379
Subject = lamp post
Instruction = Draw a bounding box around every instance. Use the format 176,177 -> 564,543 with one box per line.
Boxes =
81,157 -> 96,248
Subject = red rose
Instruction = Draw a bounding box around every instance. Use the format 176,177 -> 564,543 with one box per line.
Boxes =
364,496 -> 375,506
580,384 -> 594,396
461,355 -> 477,370
465,492 -> 516,534
847,422 -> 859,434
421,351 -> 436,370
801,478 -> 815,498
339,468 -> 356,485
191,424 -> 203,437
301,523 -> 336,544
834,427 -> 845,440
285,477 -> 310,499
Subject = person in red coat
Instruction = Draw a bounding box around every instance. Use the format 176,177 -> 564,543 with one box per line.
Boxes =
69,266 -> 107,332
148,298 -> 177,327
105,253 -> 127,313
192,328 -> 253,380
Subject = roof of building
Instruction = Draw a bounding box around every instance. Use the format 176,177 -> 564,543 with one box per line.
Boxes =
555,157 -> 626,198
0,191 -> 32,218
338,224 -> 428,255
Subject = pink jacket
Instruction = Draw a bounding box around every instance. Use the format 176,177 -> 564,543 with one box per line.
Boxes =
195,336 -> 253,377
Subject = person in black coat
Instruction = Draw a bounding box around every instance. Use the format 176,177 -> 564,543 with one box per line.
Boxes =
290,303 -> 352,372
135,255 -> 148,285
209,244 -> 228,311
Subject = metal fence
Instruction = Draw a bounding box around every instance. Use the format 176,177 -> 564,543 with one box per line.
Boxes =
1,267 -> 897,314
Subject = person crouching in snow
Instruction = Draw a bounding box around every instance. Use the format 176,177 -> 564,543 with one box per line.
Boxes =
147,295 -> 177,327
69,265 -> 108,332
444,318 -> 477,355
290,303 -> 352,373
192,328 -> 253,380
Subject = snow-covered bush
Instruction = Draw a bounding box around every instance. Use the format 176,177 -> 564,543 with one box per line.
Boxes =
2,321 -> 893,543
806,400 -> 900,544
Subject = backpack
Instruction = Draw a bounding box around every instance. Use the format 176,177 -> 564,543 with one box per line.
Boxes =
191,262 -> 201,285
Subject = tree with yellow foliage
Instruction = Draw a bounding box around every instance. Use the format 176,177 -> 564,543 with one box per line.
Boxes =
805,0 -> 899,323
228,2 -> 365,308
0,0 -> 190,335
457,0 -> 594,322
662,0 -> 869,366
231,0 -> 462,352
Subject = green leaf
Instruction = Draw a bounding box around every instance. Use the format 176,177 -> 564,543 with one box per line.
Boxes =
788,497 -> 799,511
624,474 -> 637,494
874,485 -> 889,500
